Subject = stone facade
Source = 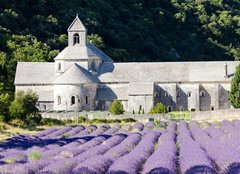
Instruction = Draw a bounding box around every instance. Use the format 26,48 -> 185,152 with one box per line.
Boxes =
14,16 -> 239,113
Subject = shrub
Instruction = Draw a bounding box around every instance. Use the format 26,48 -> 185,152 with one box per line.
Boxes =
149,103 -> 167,114
40,118 -> 65,126
229,64 -> 240,108
122,118 -> 136,123
0,83 -> 11,121
9,119 -> 25,128
108,99 -> 124,115
78,116 -> 87,123
9,90 -> 39,125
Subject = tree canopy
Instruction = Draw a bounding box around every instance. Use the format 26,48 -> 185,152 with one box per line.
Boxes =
149,103 -> 167,114
108,99 -> 124,115
9,90 -> 40,124
229,64 -> 240,108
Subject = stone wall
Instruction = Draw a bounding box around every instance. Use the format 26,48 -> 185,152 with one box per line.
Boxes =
53,83 -> 97,111
128,95 -> 153,114
191,109 -> 240,121
41,112 -> 170,123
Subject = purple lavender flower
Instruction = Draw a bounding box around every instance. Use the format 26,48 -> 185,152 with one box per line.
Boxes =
142,131 -> 177,174
72,155 -> 113,174
105,133 -> 142,160
33,128 -> 58,138
107,131 -> 160,174
190,123 -> 240,173
131,122 -> 144,132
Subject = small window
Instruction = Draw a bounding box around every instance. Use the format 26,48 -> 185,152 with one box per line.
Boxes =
165,92 -> 169,97
167,106 -> 172,112
177,92 -> 181,97
191,108 -> 196,112
154,92 -> 159,98
58,96 -> 61,105
73,33 -> 80,45
187,91 -> 191,97
58,63 -> 61,71
85,96 -> 88,104
211,107 -> 214,110
71,96 -> 76,105
43,105 -> 46,110
200,91 -> 205,97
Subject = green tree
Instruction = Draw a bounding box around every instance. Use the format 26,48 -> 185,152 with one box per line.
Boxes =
0,83 -> 11,121
0,51 -> 7,69
7,34 -> 57,62
108,99 -> 124,115
87,34 -> 105,49
229,64 -> 240,108
149,102 -> 167,114
9,90 -> 40,124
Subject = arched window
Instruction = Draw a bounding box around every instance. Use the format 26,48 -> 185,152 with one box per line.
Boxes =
58,63 -> 61,71
187,91 -> 191,97
58,96 -> 61,105
71,96 -> 75,105
167,106 -> 172,112
73,33 -> 80,45
200,91 -> 206,97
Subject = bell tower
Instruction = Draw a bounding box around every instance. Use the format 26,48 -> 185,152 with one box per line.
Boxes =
54,14 -> 90,74
68,14 -> 87,47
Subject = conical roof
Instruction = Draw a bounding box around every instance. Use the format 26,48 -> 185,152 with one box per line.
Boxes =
68,15 -> 86,32
54,64 -> 97,85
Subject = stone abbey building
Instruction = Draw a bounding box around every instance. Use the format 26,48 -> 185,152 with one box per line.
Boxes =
15,16 -> 239,113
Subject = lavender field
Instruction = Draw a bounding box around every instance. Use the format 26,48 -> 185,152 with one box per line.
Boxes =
0,120 -> 240,174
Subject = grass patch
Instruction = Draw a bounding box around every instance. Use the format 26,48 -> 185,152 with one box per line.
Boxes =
28,150 -> 42,161
170,111 -> 191,121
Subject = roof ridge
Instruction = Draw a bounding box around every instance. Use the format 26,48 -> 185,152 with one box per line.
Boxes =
68,15 -> 86,32
53,64 -> 97,84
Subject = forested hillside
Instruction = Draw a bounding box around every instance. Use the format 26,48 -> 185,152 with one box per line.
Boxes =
0,0 -> 239,94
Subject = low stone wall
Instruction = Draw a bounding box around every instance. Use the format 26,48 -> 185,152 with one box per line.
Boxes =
41,112 -> 170,122
41,109 -> 240,122
191,109 -> 240,121
99,114 -> 170,122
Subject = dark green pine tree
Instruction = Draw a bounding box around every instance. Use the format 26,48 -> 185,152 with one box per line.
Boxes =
229,64 -> 240,108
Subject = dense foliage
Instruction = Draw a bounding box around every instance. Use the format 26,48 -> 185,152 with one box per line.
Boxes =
9,90 -> 40,124
0,0 -> 239,119
108,99 -> 125,115
0,83 -> 10,121
229,64 -> 240,108
149,102 -> 167,114
1,120 -> 240,173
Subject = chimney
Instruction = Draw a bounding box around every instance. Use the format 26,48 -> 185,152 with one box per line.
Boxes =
224,63 -> 228,78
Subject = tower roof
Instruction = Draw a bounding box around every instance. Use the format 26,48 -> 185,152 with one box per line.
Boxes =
68,15 -> 86,32
54,63 -> 98,85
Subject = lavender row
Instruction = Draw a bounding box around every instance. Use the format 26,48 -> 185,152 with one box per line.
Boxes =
190,123 -> 240,173
178,122 -> 216,174
4,135 -> 108,174
69,133 -> 142,174
107,130 -> 161,174
142,130 -> 177,174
